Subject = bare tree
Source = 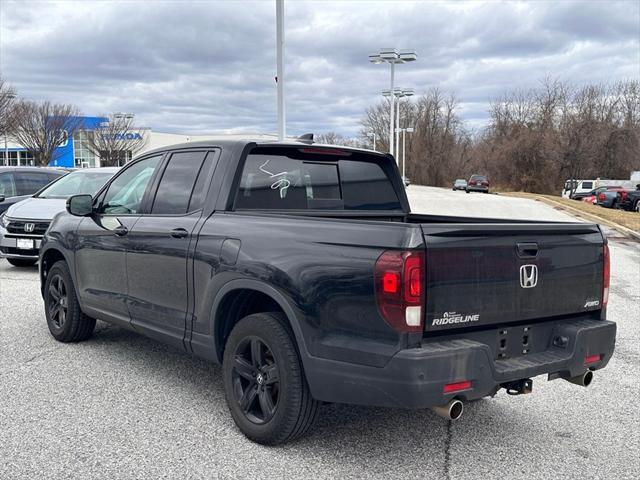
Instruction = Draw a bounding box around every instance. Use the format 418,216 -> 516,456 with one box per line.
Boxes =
315,131 -> 363,148
10,100 -> 83,166
0,77 -> 17,141
84,114 -> 147,166
476,78 -> 640,193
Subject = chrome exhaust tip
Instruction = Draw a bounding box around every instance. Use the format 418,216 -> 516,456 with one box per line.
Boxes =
432,399 -> 464,420
565,370 -> 594,387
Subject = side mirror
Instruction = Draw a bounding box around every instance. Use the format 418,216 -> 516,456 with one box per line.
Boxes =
0,195 -> 5,203
66,194 -> 93,216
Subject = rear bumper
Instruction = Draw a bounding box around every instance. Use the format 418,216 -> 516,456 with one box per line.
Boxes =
466,186 -> 489,192
305,319 -> 616,409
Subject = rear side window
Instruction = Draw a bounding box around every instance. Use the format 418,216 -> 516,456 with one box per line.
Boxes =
582,181 -> 593,189
235,147 -> 401,210
151,151 -> 210,215
0,173 -> 16,197
15,172 -> 51,195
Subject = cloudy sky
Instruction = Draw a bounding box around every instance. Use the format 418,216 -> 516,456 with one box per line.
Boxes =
1,0 -> 638,137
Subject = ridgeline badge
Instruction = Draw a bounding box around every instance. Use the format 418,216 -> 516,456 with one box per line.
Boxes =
432,311 -> 480,326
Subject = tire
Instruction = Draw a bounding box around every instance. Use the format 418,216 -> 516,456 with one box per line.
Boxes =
222,312 -> 320,445
7,258 -> 37,267
44,260 -> 96,342
465,189 -> 470,194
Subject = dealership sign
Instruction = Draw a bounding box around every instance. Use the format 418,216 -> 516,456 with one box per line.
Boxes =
101,132 -> 143,141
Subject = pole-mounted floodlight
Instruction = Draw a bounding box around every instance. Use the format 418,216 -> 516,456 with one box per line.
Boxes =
369,48 -> 417,159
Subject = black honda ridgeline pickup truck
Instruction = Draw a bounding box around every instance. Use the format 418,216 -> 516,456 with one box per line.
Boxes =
39,140 -> 616,445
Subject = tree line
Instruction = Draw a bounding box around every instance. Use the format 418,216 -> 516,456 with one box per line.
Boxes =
351,78 -> 640,193
0,76 -> 146,167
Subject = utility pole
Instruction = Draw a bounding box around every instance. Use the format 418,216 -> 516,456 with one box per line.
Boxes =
276,0 -> 285,141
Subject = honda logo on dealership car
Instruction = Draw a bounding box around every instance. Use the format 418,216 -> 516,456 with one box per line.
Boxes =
519,264 -> 538,288
23,223 -> 35,233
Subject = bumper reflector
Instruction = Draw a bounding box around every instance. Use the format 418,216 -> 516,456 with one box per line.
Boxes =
443,380 -> 472,393
584,354 -> 601,365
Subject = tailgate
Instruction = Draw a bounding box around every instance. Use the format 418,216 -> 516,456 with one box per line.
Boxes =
421,223 -> 605,332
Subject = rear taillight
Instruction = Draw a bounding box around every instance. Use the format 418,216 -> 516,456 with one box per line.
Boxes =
620,191 -> 628,201
375,250 -> 424,332
469,180 -> 476,185
603,243 -> 610,308
599,193 -> 606,201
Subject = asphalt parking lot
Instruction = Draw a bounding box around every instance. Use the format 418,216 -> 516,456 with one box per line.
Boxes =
1,187 -> 639,479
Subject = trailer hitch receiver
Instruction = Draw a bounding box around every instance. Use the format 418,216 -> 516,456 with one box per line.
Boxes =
502,378 -> 533,395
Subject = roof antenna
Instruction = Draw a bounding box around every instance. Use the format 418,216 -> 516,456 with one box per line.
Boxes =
296,133 -> 314,144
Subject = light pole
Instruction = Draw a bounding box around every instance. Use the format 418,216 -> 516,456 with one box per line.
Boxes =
383,88 -> 413,164
396,88 -> 413,159
399,126 -> 414,180
276,0 -> 285,140
382,88 -> 402,163
366,131 -> 377,151
369,48 -> 417,157
3,92 -> 16,166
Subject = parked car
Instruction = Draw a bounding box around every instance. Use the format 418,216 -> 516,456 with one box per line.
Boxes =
0,168 -> 118,267
572,186 -> 620,203
39,140 -> 615,445
616,186 -> 640,212
453,179 -> 467,191
596,187 -> 627,208
466,174 -> 489,193
0,167 -> 68,215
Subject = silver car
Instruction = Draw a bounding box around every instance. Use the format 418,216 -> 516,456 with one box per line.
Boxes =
0,168 -> 119,267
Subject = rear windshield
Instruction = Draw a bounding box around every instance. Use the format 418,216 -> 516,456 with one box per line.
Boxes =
470,175 -> 487,181
235,147 -> 401,211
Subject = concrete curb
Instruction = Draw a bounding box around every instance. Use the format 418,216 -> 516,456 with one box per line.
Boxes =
532,196 -> 640,241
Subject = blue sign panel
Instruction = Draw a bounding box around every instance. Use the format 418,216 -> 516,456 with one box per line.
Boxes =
49,116 -> 108,168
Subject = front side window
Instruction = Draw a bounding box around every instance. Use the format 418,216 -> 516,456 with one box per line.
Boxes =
100,155 -> 161,214
235,147 -> 401,211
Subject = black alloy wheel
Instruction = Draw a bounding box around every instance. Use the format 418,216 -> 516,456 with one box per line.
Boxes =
222,312 -> 320,445
44,260 -> 96,342
231,336 -> 280,424
47,273 -> 68,330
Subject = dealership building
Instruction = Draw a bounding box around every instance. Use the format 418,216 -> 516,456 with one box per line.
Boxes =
0,115 -> 226,168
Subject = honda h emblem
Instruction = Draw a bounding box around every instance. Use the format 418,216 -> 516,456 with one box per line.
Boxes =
519,265 -> 538,289
23,223 -> 35,233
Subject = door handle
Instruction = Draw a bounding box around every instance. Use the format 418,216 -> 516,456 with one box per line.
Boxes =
114,225 -> 129,237
170,228 -> 189,239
